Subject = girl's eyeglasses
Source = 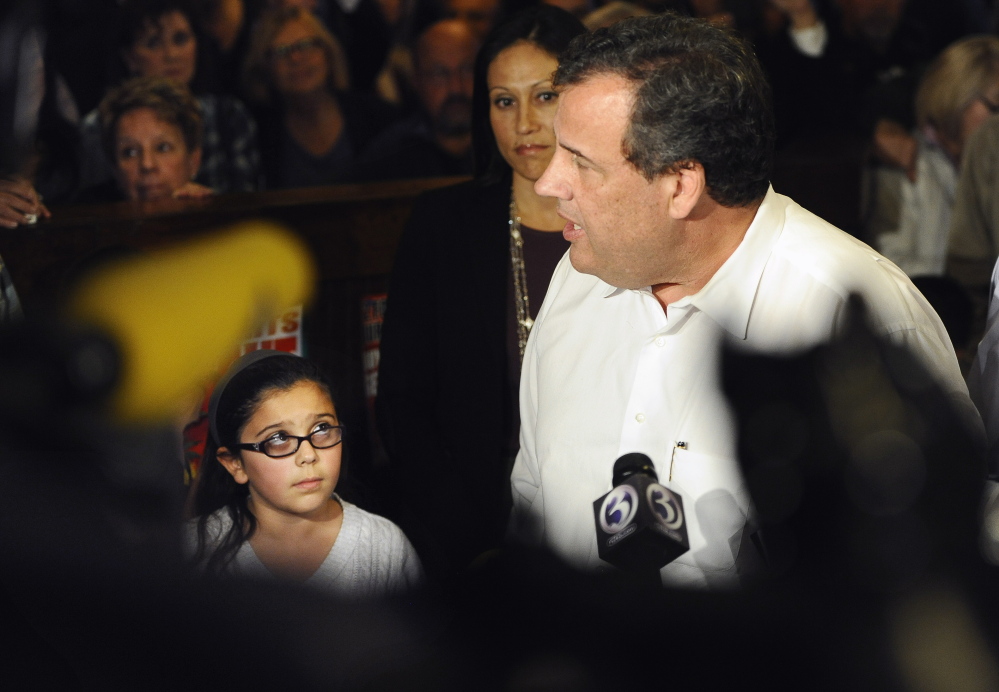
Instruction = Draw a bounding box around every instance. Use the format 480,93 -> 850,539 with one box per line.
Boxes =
237,424 -> 344,458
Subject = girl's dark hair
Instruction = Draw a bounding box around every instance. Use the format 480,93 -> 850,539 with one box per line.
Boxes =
471,5 -> 587,184
192,353 -> 334,574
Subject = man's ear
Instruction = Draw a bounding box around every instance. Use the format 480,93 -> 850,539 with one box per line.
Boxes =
216,448 -> 249,485
664,161 -> 706,220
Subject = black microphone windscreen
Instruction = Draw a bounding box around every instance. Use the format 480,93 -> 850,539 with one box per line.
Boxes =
613,452 -> 658,486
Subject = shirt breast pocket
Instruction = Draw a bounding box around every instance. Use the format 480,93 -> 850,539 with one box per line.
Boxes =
667,446 -> 754,574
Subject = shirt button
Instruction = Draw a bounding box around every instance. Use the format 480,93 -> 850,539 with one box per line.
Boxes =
635,413 -> 646,423
655,337 -> 665,347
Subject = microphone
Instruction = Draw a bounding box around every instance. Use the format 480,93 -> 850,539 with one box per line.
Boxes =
593,452 -> 690,573
67,221 -> 315,423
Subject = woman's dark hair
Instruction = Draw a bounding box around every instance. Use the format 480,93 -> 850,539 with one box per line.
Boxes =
192,352 -> 335,575
471,5 -> 587,184
116,0 -> 211,94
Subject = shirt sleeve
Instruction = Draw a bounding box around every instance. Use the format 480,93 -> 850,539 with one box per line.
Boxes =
220,97 -> 263,193
948,116 -> 999,286
788,20 -> 827,58
375,514 -> 424,593
508,329 -> 543,545
879,143 -> 953,277
77,110 -> 113,191
508,257 -> 573,545
396,530 -> 424,591
970,259 -> 999,476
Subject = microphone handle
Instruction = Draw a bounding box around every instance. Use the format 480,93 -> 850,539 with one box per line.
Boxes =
627,567 -> 663,590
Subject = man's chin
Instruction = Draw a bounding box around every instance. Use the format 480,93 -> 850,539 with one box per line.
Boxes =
435,103 -> 472,137
568,250 -> 645,290
567,247 -> 596,277
435,122 -> 471,138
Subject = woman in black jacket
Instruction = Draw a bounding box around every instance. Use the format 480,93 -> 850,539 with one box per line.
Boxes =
376,6 -> 586,580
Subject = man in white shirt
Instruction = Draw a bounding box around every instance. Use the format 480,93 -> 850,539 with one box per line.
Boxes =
508,13 -> 977,589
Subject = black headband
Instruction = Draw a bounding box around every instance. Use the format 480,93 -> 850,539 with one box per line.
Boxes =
207,349 -> 293,445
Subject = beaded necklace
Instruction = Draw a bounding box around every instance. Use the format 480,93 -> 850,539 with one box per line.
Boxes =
509,189 -> 534,364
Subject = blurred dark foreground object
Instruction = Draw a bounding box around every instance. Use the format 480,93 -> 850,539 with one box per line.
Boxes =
2,296 -> 999,689
723,296 -> 988,592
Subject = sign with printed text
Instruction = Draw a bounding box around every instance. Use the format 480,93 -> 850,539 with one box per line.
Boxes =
240,306 -> 303,356
361,293 -> 387,404
184,306 -> 306,482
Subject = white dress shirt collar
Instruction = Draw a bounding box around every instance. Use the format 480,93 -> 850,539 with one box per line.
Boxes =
599,186 -> 783,340
688,185 -> 783,340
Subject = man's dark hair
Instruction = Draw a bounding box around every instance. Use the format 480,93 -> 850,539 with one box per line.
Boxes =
554,13 -> 775,207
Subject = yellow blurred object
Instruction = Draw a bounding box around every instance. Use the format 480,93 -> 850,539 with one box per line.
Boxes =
68,222 -> 316,423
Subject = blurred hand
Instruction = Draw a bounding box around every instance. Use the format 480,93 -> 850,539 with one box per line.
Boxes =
172,182 -> 214,200
769,0 -> 819,29
873,119 -> 918,182
0,177 -> 50,229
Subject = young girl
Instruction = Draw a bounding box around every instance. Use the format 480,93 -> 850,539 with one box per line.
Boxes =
190,350 -> 422,596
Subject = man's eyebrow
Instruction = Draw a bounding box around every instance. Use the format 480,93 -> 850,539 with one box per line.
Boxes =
560,141 -> 595,165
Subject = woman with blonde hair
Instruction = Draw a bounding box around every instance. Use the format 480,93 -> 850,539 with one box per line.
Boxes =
875,35 -> 999,278
243,6 -> 396,188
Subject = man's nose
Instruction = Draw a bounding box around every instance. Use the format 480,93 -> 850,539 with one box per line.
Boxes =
535,151 -> 566,199
447,67 -> 475,98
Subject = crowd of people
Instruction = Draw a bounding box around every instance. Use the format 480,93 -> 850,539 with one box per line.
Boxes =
8,1 -> 999,687
3,1 -> 991,206
5,0 -> 999,605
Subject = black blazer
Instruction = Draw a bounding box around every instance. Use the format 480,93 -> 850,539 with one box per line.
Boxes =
376,175 -> 513,579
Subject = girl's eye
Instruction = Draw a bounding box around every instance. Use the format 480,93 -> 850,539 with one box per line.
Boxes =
171,31 -> 192,47
311,423 -> 341,447
261,431 -> 295,456
538,91 -> 557,102
156,141 -> 174,153
493,96 -> 513,109
141,36 -> 163,51
119,146 -> 139,159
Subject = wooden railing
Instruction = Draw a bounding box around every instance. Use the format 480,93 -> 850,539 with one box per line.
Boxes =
0,176 -> 467,492
4,176 -> 467,305
0,135 -> 865,493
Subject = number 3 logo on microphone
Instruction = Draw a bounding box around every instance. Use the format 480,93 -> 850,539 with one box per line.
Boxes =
599,485 -> 639,533
648,484 -> 684,530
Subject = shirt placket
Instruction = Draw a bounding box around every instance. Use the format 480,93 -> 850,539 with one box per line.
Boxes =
618,294 -> 694,478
